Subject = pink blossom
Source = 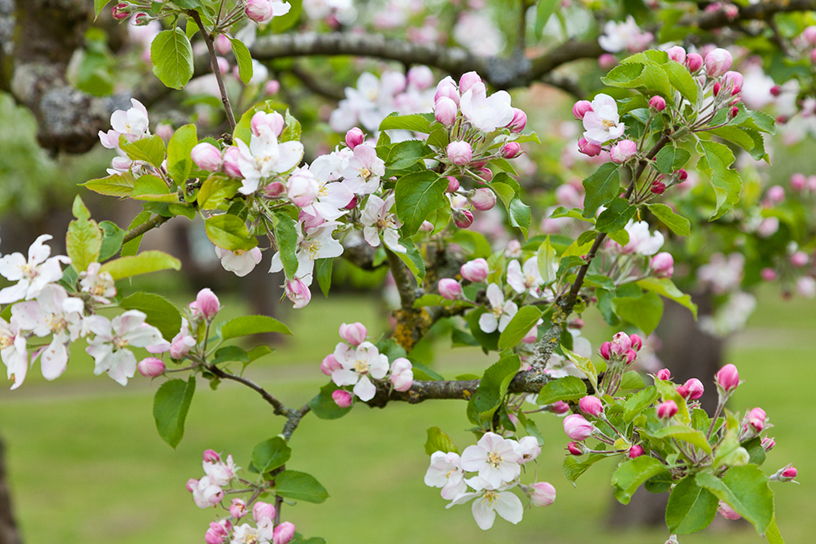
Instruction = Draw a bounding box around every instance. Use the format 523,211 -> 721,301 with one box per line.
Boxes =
582,94 -> 625,144
246,0 -> 273,22
716,364 -> 740,392
705,48 -> 733,77
137,357 -> 165,377
434,97 -> 458,126
459,72 -> 482,94
686,53 -> 704,73
578,138 -> 602,156
321,354 -> 342,375
332,389 -> 353,407
215,247 -> 262,277
563,414 -> 593,441
285,278 -> 311,309
610,139 -> 637,163
650,252 -> 674,278
572,100 -> 593,120
344,127 -> 364,149
252,111 -> 285,138
460,432 -> 522,488
331,342 -> 389,402
389,357 -> 413,391
447,141 -> 472,165
718,501 -> 741,520
502,142 -> 521,159
424,451 -> 468,500
253,501 -> 277,523
657,400 -> 678,419
528,482 -> 556,507
229,498 -> 247,519
666,46 -> 686,64
648,96 -> 666,111
567,442 -> 583,455
579,396 -> 603,417
506,108 -> 527,133
459,82 -> 515,132
339,322 -> 367,346
195,288 -> 220,320
438,278 -> 462,300
470,188 -> 496,211
628,445 -> 644,459
461,259 -> 489,282
0,235 -> 69,304
273,522 -> 296,544
656,368 -> 671,381
684,378 -> 704,400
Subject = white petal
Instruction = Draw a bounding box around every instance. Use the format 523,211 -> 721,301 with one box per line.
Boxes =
471,496 -> 497,530
353,375 -> 376,401
494,491 -> 524,524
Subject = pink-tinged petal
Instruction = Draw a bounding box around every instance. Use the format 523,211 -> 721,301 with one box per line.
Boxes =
353,375 -> 376,401
460,445 -> 488,472
477,432 -> 504,452
363,226 -> 381,248
496,462 -> 521,484
40,341 -> 69,380
274,141 -> 305,173
446,491 -> 480,508
113,311 -> 147,335
331,368 -> 359,386
494,491 -> 524,524
106,349 -> 137,386
382,229 -> 406,253
441,479 -> 468,500
333,342 -> 352,364
471,496 -> 497,530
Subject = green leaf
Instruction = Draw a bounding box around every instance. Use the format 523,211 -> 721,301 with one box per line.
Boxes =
98,221 -> 125,261
270,0 -> 302,32
697,140 -> 742,220
153,377 -> 196,448
614,291 -> 663,335
465,308 -> 499,353
120,292 -> 182,341
536,376 -> 587,405
620,371 -> 645,390
666,477 -> 719,534
379,113 -> 433,133
561,346 -> 597,392
536,236 -> 557,284
83,172 -> 135,197
647,203 -> 690,236
623,385 -> 659,422
582,163 -> 621,218
563,454 -> 607,486
384,140 -> 433,172
94,0 -> 112,18
395,238 -> 425,284
228,37 -> 254,85
167,124 -> 197,184
491,181 -> 515,210
308,382 -> 353,420
695,465 -> 774,534
121,134 -> 167,168
596,198 -> 636,234
150,28 -> 195,90
272,213 -> 299,279
603,62 -> 673,99
425,427 -> 458,455
709,126 -> 767,161
197,176 -> 241,210
274,470 -> 328,503
452,231 -> 491,258
655,146 -> 691,175
395,171 -> 448,236
612,456 -> 669,505
662,60 -> 698,103
498,306 -> 543,350
99,250 -> 181,280
121,210 -> 151,257
508,197 -> 531,239
66,195 -> 102,274
211,346 -> 250,365
132,175 -> 179,203
648,425 -> 712,455
636,277 -> 697,319
467,355 -> 520,424
251,437 -> 291,474
220,315 -> 291,340
315,258 -> 332,297
205,214 -> 257,251
766,517 -> 785,544
534,0 -> 559,39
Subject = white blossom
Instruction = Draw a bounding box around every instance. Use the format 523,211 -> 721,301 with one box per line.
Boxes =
0,235 -> 69,304
478,284 -> 518,333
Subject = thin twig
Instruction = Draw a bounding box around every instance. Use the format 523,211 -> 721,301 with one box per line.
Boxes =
190,10 -> 237,130
122,215 -> 171,244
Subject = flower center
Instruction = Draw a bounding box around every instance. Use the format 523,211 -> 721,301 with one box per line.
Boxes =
491,306 -> 504,317
242,531 -> 258,544
0,335 -> 12,349
353,359 -> 369,375
482,490 -> 498,506
113,337 -> 129,350
92,284 -> 107,296
602,119 -> 616,129
47,314 -> 67,334
20,263 -> 36,278
486,451 -> 503,468
300,238 -> 322,260
359,167 -> 372,179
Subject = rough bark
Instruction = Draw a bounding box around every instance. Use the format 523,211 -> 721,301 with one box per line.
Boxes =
0,436 -> 21,544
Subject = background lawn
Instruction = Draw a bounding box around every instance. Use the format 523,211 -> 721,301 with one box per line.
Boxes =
0,286 -> 813,544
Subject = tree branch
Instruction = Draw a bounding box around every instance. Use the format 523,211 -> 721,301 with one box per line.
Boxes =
190,10 -> 236,130
206,363 -> 289,416
122,214 -> 171,244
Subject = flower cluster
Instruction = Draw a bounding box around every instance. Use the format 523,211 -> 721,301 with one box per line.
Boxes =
321,322 -> 413,402
425,432 -> 553,530
598,16 -> 654,54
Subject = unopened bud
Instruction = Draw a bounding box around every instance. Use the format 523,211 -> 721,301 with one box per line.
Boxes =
434,97 -> 458,126
657,400 -> 678,420
321,354 -> 341,376
345,127 -> 364,149
550,401 -> 570,415
253,501 -> 276,523
572,100 -> 593,120
137,357 -> 165,377
454,209 -> 474,229
683,378 -> 705,400
111,3 -> 131,20
229,498 -> 247,519
460,258 -> 489,282
578,396 -> 603,417
656,368 -> 672,381
685,53 -> 704,73
438,278 -> 462,300
447,141 -> 472,166
502,142 -> 521,159
273,522 -> 296,544
567,441 -> 584,455
470,188 -> 496,211
628,445 -> 644,459
192,143 -> 223,172
339,322 -> 367,346
563,414 -> 593,441
332,389 -> 353,408
716,364 -> 739,392
649,96 -> 666,111
528,482 -> 556,507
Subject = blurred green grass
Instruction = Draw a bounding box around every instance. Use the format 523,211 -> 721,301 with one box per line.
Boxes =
0,287 -> 813,544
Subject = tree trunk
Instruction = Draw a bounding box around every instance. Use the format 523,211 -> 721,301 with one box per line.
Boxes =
608,292 -> 724,528
0,436 -> 21,544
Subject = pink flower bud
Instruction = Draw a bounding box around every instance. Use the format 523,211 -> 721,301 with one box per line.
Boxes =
264,80 -> 281,95
434,77 -> 460,105
285,279 -> 311,309
651,180 -> 666,194
156,123 -> 174,142
454,209 -> 474,229
610,139 -> 638,163
650,252 -> 674,278
502,142 -> 521,159
470,188 -> 496,211
203,449 -> 221,463
730,106 -> 739,117
186,478 -> 198,493
685,53 -> 704,73
287,169 -> 319,208
657,400 -> 678,419
506,108 -> 527,133
459,71 -> 482,94
810,48 -> 816,64
598,53 -> 617,70
434,97 -> 458,126
345,127 -> 365,149
529,482 -> 556,507
567,442 -> 583,455
229,498 -> 247,519
649,96 -> 666,111
782,465 -> 797,479
407,65 -> 434,90
195,288 -> 220,320
332,389 -> 353,408
321,354 -> 341,376
572,100 -> 593,120
684,378 -> 704,400
445,176 -> 460,193
747,407 -> 767,431
214,34 -> 232,55
137,357 -> 165,377
579,396 -> 603,417
339,322 -> 367,346
252,111 -> 284,137
245,0 -> 273,22
438,278 -> 462,300
713,82 -> 722,96
550,401 -> 570,415
667,46 -> 686,64
656,368 -> 672,381
627,334 -> 642,351
461,258 -> 489,282
216,56 -> 230,75
625,349 -> 638,365
253,501 -> 276,523
761,268 -> 778,282
628,445 -> 644,459
390,357 -> 413,391
133,11 -> 149,25
676,169 -> 688,181
761,437 -> 775,451
578,137 -> 602,157
798,276 -> 816,298
222,147 -> 243,179
447,141 -> 472,166
676,385 -> 690,398
611,332 -> 631,356
273,521 -> 296,544
563,414 -> 593,441
716,364 -> 739,392
790,173 -> 806,190
475,167 -> 493,182
770,84 -> 781,96
111,3 -> 130,20
804,26 -> 816,45
192,143 -> 223,172
205,527 -> 226,544
766,185 -> 785,203
718,501 -> 741,520
723,71 -> 743,93
600,341 -> 612,361
790,251 -> 809,267
705,48 -> 733,77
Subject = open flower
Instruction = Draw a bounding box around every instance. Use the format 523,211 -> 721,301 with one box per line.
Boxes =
215,247 -> 263,277
0,316 -> 28,390
506,257 -> 544,297
459,81 -> 515,132
340,144 -> 385,195
269,222 -> 344,285
446,477 -> 524,530
0,235 -> 69,304
582,94 -> 625,145
598,16 -> 653,53
234,130 -> 304,195
204,454 -> 239,487
85,311 -> 163,386
361,195 -> 406,253
330,341 -> 389,401
425,451 -> 467,500
460,432 -> 522,488
79,262 -> 116,304
478,284 -> 518,333
98,98 -> 150,148
609,220 -> 664,256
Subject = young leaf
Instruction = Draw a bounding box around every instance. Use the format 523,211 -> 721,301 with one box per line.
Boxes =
83,172 -> 136,197
308,382 -> 353,420
120,292 -> 182,341
251,437 -> 291,474
274,470 -> 329,503
467,355 -> 520,424
498,306 -> 543,350
596,198 -> 636,234
697,140 -> 742,220
98,221 -> 125,261
582,163 -> 621,218
153,376 -> 196,448
425,427 -> 458,455
666,477 -> 719,534
395,171 -> 447,236
121,134 -> 167,168
613,291 -> 663,335
150,28 -> 195,90
205,214 -> 257,251
272,212 -> 299,279
228,37 -> 254,85
636,277 -> 697,318
612,457 -> 669,505
379,113 -> 433,133
695,466 -> 774,534
654,145 -> 691,175
167,124 -> 198,184
536,376 -> 586,405
534,0 -> 559,39
536,236 -> 557,284
66,196 -> 102,274
99,250 -> 181,279
647,203 -> 690,236
220,315 -> 292,340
